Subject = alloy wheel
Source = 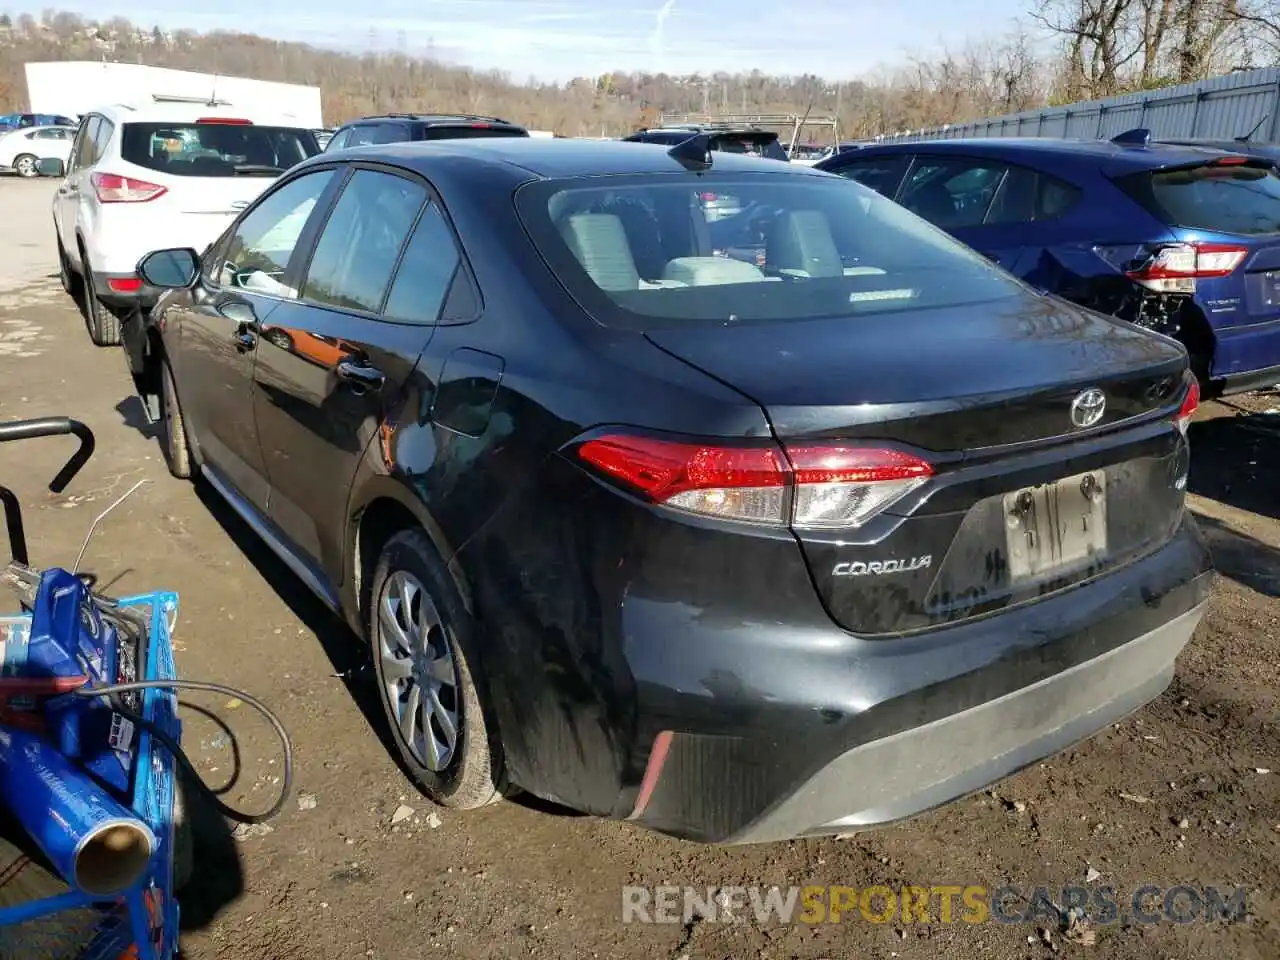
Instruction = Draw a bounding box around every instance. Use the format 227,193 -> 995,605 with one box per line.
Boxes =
378,570 -> 460,771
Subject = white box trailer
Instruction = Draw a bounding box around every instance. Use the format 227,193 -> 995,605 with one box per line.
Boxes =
24,61 -> 323,128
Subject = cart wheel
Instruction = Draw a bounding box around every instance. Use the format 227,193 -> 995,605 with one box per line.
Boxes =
171,772 -> 195,892
370,529 -> 508,809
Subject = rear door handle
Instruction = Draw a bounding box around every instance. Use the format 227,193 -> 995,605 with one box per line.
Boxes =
335,359 -> 386,391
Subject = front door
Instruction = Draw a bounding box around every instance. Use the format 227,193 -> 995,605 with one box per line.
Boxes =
173,167 -> 340,508
253,166 -> 458,573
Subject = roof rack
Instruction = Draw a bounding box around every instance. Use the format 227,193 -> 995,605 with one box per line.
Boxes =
151,93 -> 234,107
371,112 -> 516,125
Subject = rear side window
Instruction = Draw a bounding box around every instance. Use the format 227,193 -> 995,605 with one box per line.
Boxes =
302,170 -> 427,313
121,123 -> 316,177
829,155 -> 910,197
900,157 -> 1008,228
985,165 -> 1082,224
383,204 -> 462,324
1118,162 -> 1280,235
323,128 -> 351,152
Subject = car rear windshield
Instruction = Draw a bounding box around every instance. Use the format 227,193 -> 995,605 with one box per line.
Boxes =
710,133 -> 788,161
1118,161 -> 1280,235
120,123 -> 318,177
516,173 -> 1026,330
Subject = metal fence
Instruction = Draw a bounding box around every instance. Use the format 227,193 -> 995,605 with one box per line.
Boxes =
879,67 -> 1280,144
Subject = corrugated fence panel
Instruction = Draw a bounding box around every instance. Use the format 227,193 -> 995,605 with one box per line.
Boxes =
879,67 -> 1280,144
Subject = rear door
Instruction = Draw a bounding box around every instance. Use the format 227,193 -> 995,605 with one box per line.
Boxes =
252,165 -> 454,571
56,114 -> 100,261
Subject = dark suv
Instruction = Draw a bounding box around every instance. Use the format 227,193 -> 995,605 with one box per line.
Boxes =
622,124 -> 789,161
323,113 -> 529,151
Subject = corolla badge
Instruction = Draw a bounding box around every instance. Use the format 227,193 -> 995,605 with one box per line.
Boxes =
1070,387 -> 1106,429
832,556 -> 932,577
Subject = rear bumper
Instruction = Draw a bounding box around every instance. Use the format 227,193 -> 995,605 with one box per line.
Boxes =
728,602 -> 1203,843
89,270 -> 158,310
624,517 -> 1213,843
1216,360 -> 1280,397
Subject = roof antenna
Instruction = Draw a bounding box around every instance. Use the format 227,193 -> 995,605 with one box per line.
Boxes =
668,133 -> 713,171
1110,127 -> 1151,147
1237,113 -> 1269,143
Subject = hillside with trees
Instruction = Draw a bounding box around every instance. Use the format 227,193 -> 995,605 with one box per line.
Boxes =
0,4 -> 1275,138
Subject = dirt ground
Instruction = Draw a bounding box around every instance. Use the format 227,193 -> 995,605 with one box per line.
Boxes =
0,175 -> 1276,960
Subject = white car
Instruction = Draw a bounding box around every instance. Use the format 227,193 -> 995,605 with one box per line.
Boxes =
48,103 -> 320,349
0,125 -> 76,178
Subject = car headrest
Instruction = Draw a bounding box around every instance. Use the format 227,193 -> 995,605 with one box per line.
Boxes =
558,213 -> 640,291
662,256 -> 766,286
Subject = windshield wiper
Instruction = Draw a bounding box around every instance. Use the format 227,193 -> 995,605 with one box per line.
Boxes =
233,164 -> 284,175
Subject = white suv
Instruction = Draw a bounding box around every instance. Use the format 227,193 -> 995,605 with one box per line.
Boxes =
48,103 -> 319,352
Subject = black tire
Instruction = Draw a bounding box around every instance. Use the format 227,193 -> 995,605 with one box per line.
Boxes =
79,249 -> 121,346
264,328 -> 294,351
13,154 -> 38,178
369,529 -> 505,809
56,235 -> 81,299
160,354 -> 192,479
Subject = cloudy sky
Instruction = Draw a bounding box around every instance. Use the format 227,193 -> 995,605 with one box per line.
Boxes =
43,0 -> 1029,82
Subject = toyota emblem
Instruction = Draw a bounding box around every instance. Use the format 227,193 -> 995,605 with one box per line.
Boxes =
1070,388 -> 1106,428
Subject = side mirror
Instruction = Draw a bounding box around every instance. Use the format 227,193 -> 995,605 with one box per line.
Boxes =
35,157 -> 65,178
137,248 -> 200,289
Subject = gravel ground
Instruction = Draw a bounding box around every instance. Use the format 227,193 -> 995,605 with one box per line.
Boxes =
0,177 -> 1275,960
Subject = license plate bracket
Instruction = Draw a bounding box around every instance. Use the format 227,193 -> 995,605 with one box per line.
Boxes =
1004,470 -> 1108,582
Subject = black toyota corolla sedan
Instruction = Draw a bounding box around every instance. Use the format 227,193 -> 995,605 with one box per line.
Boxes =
134,135 -> 1212,843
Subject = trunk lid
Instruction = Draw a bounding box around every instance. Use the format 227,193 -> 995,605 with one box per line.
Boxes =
646,293 -> 1192,636
644,293 -> 1187,449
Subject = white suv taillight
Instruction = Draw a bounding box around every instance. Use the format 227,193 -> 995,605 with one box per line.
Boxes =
575,434 -> 933,529
90,172 -> 167,203
1126,241 -> 1248,294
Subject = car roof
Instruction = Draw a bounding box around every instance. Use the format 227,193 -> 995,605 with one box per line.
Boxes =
854,136 -> 1252,176
333,136 -> 832,180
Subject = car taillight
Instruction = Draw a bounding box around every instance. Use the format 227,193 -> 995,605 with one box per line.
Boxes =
1126,241 -> 1248,293
575,434 -> 933,528
1174,378 -> 1200,434
700,192 -> 717,202
90,173 -> 167,203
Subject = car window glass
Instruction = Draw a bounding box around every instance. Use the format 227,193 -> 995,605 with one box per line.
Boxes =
324,128 -> 351,152
986,165 -> 1082,224
832,156 -> 909,197
210,169 -> 336,297
72,117 -> 98,169
520,175 -> 1024,330
119,123 -> 315,177
347,123 -> 410,147
383,203 -> 461,324
302,170 -> 426,313
899,157 -> 1007,228
90,118 -> 114,163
